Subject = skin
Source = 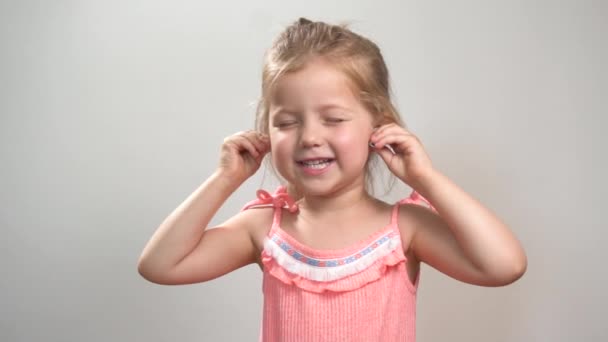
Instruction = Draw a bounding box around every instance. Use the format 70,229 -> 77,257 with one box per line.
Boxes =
137,57 -> 527,288
268,58 -> 377,209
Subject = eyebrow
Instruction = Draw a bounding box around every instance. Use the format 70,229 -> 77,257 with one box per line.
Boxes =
271,104 -> 351,116
316,103 -> 351,112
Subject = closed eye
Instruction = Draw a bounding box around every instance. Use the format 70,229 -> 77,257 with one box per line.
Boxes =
326,118 -> 346,124
275,121 -> 297,128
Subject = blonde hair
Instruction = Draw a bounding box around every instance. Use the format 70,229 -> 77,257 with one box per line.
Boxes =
255,18 -> 404,197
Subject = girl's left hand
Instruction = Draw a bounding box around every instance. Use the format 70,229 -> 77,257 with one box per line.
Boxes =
369,123 -> 435,187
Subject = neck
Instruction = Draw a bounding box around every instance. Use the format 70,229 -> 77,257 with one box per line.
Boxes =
295,183 -> 373,215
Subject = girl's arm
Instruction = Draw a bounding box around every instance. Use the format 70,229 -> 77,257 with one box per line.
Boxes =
370,124 -> 527,286
137,131 -> 270,285
406,170 -> 527,286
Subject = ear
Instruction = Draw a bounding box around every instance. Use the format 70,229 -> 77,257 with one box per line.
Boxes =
372,112 -> 383,126
373,112 -> 393,127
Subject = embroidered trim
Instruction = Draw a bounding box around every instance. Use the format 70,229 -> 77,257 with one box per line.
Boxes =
262,230 -> 401,282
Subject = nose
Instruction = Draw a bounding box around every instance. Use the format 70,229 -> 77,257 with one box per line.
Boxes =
299,119 -> 323,148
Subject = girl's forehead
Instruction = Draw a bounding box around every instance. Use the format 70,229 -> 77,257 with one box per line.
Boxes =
270,103 -> 355,118
273,60 -> 353,93
269,73 -> 363,115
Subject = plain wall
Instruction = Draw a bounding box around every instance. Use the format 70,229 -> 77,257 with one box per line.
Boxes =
1,0 -> 606,341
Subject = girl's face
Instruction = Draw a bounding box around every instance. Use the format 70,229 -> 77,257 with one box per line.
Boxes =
268,59 -> 376,197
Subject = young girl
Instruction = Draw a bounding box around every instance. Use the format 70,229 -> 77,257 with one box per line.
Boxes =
138,18 -> 527,341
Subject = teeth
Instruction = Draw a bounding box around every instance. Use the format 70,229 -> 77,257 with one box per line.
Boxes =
306,162 -> 330,169
300,159 -> 331,167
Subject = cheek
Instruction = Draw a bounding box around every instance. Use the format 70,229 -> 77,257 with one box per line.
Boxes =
269,134 -> 294,168
333,128 -> 371,162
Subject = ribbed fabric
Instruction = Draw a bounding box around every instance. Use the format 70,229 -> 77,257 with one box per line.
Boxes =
242,188 -> 433,342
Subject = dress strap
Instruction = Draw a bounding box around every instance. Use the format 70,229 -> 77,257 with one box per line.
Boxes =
391,190 -> 437,224
241,186 -> 299,227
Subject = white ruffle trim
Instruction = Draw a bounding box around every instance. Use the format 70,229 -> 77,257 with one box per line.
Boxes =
263,233 -> 401,282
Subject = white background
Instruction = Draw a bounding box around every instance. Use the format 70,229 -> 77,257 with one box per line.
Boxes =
1,0 -> 606,341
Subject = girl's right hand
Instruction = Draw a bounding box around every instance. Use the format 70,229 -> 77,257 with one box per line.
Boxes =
217,130 -> 270,182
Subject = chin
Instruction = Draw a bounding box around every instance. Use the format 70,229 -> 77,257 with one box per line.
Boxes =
295,180 -> 360,198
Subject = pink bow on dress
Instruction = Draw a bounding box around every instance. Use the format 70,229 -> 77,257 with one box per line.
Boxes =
399,190 -> 437,212
242,186 -> 299,213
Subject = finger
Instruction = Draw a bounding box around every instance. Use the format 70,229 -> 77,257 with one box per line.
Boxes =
242,132 -> 269,155
373,132 -> 409,148
372,125 -> 416,143
254,133 -> 271,152
376,145 -> 396,163
371,123 -> 401,137
236,130 -> 267,150
378,134 -> 415,151
373,135 -> 413,155
370,124 -> 408,144
373,143 -> 398,167
369,141 -> 396,155
233,135 -> 260,158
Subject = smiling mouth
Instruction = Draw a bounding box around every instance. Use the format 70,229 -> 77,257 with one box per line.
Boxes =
296,158 -> 335,169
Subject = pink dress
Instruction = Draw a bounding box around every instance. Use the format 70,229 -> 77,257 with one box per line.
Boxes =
242,187 -> 436,342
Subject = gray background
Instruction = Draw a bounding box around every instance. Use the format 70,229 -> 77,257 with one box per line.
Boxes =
2,0 -> 606,341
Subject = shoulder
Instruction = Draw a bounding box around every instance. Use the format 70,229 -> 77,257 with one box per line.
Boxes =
228,205 -> 275,237
234,205 -> 275,224
395,202 -> 441,252
227,206 -> 276,264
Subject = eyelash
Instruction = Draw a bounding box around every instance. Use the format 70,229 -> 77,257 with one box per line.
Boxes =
276,121 -> 297,128
274,117 -> 345,128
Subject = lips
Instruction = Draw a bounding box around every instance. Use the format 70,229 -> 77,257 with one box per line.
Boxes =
296,158 -> 335,174
297,158 -> 335,166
